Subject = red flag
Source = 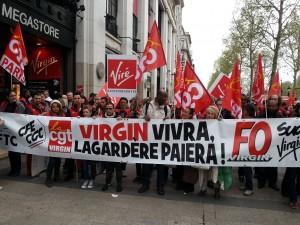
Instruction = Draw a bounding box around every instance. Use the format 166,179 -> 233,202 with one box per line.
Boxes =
252,54 -> 264,105
0,24 -> 28,85
174,52 -> 184,108
98,82 -> 120,105
268,71 -> 281,96
222,60 -> 242,118
208,73 -> 230,100
135,21 -> 167,83
288,89 -> 296,106
181,61 -> 213,114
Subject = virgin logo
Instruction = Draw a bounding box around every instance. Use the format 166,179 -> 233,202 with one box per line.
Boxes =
31,51 -> 58,75
136,48 -> 158,80
182,83 -> 203,108
217,84 -> 225,98
110,61 -> 134,87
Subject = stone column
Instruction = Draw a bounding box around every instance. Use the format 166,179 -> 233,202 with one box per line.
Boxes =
136,0 -> 149,98
117,0 -> 133,54
160,10 -> 168,92
76,0 -> 106,95
150,0 -> 159,98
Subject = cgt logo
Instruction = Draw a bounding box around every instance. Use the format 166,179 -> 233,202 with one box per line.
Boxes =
18,120 -> 46,148
229,121 -> 273,162
48,120 -> 72,153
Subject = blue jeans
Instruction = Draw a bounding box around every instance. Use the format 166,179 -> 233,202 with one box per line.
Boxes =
82,160 -> 96,180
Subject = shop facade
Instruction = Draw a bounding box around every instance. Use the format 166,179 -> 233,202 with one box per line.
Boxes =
0,0 -> 76,100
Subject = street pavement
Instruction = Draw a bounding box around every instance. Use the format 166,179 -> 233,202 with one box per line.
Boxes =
0,157 -> 300,225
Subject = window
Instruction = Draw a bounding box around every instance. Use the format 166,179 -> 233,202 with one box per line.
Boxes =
107,0 -> 118,18
106,0 -> 118,36
132,15 -> 138,52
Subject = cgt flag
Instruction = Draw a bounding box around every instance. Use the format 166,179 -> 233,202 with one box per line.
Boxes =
181,61 -> 213,114
222,60 -> 242,118
135,21 -> 167,84
174,52 -> 185,108
252,53 -> 264,106
288,89 -> 296,106
0,24 -> 28,85
269,71 -> 281,97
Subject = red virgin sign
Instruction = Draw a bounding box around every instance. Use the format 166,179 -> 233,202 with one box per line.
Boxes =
28,47 -> 62,80
107,55 -> 137,98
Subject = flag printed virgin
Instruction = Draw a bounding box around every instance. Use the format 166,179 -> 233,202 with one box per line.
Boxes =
135,21 -> 167,84
269,71 -> 281,97
98,82 -> 120,105
252,53 -> 264,106
181,61 -> 213,114
208,73 -> 230,100
0,24 -> 28,85
222,60 -> 242,118
174,52 -> 184,108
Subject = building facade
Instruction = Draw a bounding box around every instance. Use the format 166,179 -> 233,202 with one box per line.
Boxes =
76,0 -> 193,100
0,0 -> 76,100
0,0 -> 193,101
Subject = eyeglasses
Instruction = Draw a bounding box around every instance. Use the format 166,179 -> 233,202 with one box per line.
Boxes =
106,107 -> 113,110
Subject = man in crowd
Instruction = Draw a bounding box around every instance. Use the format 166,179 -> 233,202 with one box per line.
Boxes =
66,91 -> 74,109
0,91 -> 25,176
256,95 -> 282,191
138,90 -> 171,195
101,102 -> 123,192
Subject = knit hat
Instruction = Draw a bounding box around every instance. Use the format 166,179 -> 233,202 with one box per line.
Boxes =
50,100 -> 62,108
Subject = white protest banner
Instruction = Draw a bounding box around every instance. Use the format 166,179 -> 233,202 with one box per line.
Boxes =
0,112 -> 299,167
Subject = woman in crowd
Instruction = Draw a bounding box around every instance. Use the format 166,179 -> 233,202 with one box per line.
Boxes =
239,103 -> 256,196
80,106 -> 97,189
180,108 -> 197,194
44,100 -> 65,187
194,105 -> 220,198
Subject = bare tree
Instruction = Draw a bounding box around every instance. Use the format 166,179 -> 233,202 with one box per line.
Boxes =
282,10 -> 300,88
255,0 -> 300,86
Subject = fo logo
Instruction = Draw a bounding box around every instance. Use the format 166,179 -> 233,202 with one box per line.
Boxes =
229,121 -> 273,162
48,120 -> 72,153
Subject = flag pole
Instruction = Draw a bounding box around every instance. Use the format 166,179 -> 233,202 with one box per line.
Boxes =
218,107 -> 223,119
264,92 -> 268,118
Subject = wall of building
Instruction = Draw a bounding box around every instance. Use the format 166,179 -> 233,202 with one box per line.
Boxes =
75,0 -> 192,101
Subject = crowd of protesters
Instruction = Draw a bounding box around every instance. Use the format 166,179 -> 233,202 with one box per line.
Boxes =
0,89 -> 300,209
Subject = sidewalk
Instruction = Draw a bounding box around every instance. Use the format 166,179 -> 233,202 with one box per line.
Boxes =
0,150 -> 7,159
0,158 -> 299,225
